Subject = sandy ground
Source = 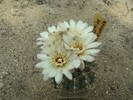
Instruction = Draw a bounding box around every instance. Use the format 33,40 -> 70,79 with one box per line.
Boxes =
0,0 -> 133,100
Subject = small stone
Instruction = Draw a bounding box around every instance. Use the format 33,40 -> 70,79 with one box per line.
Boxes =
102,0 -> 112,6
94,90 -> 97,93
85,80 -> 88,83
106,90 -> 109,94
0,82 -> 4,89
0,97 -> 3,100
73,86 -> 76,89
21,1 -> 29,8
110,68 -> 114,72
86,85 -> 89,88
0,0 -> 3,3
11,8 -> 23,16
126,67 -> 129,70
0,75 -> 3,79
82,73 -> 85,76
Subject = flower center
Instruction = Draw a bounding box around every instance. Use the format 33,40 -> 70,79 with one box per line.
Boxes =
71,42 -> 84,56
56,57 -> 64,63
52,52 -> 67,67
72,42 -> 83,50
71,41 -> 84,56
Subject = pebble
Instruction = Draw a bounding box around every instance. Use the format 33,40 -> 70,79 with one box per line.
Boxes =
0,75 -> 3,79
21,1 -> 29,8
126,67 -> 129,71
0,81 -> 4,89
11,8 -> 23,16
106,90 -> 109,94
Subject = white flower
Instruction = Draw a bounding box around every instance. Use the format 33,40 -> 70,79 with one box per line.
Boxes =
36,25 -> 60,45
57,21 -> 69,31
36,20 -> 102,83
36,43 -> 80,84
63,20 -> 102,63
36,24 -> 69,49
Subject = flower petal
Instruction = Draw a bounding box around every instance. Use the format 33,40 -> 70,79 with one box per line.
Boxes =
35,60 -> 50,69
63,33 -> 73,45
77,20 -> 88,31
67,55 -> 81,69
57,21 -> 69,31
79,60 -> 85,70
77,20 -> 83,28
84,32 -> 97,44
64,43 -> 71,50
40,32 -> 49,38
86,42 -> 102,49
72,58 -> 81,68
83,26 -> 94,34
43,74 -> 49,80
70,20 -> 76,29
37,38 -> 44,41
85,49 -> 100,56
37,54 -> 49,60
48,68 -> 57,78
64,21 -> 69,28
80,55 -> 95,62
42,69 -> 51,75
36,41 -> 44,45
48,26 -> 56,33
51,26 -> 57,32
55,72 -> 63,84
63,70 -> 72,80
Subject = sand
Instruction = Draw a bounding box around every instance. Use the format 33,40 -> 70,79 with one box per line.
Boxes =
0,0 -> 133,100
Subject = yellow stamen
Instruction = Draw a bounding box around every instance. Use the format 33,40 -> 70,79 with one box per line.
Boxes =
51,52 -> 67,67
71,42 -> 84,56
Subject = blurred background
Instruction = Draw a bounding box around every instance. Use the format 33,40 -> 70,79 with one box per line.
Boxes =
0,0 -> 133,100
